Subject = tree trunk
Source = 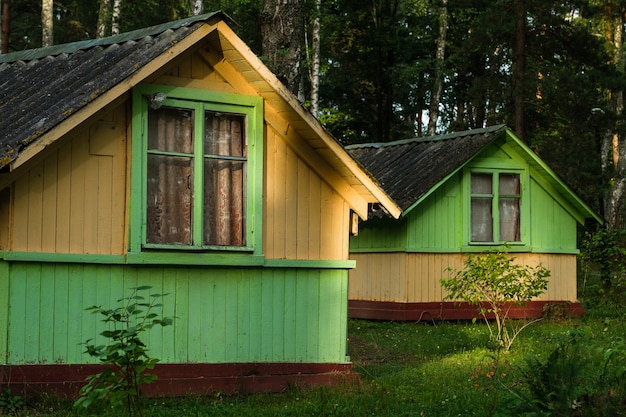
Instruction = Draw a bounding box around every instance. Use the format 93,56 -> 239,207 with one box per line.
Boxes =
97,0 -> 110,38
192,0 -> 203,16
427,0 -> 448,136
1,0 -> 9,54
41,0 -> 53,46
111,0 -> 121,35
260,0 -> 303,98
603,3 -> 626,229
512,0 -> 526,140
309,0 -> 321,117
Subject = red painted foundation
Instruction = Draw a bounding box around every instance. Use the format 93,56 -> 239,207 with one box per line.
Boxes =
348,300 -> 585,321
0,362 -> 358,400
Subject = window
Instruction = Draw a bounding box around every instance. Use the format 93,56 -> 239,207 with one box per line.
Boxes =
132,85 -> 263,253
470,171 -> 521,243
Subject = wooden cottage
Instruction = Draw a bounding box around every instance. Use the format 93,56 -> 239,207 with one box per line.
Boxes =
346,125 -> 602,321
0,12 -> 401,397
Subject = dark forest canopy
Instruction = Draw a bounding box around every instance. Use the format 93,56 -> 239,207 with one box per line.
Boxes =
2,0 -> 626,226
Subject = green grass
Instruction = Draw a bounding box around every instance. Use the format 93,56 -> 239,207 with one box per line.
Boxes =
4,311 -> 626,417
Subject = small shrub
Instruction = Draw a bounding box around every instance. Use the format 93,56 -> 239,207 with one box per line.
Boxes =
74,286 -> 173,417
441,251 -> 550,351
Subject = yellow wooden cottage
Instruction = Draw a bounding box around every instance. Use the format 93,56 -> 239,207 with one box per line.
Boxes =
0,12 -> 400,397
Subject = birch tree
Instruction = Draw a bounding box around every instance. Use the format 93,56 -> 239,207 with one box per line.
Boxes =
192,0 -> 203,16
309,0 -> 321,116
427,0 -> 447,135
111,0 -> 121,35
97,0 -> 110,38
42,0 -> 53,46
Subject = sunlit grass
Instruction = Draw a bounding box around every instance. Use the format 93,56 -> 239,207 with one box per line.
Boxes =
5,313 -> 625,416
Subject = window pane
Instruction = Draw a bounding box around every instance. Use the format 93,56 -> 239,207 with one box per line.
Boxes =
499,173 -> 520,195
203,111 -> 246,247
204,113 -> 245,157
146,154 -> 193,244
471,173 -> 492,194
204,159 -> 245,246
471,197 -> 493,242
500,197 -> 521,241
148,107 -> 194,153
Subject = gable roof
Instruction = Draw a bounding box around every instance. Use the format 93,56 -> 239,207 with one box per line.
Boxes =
346,125 -> 602,223
0,12 -> 400,220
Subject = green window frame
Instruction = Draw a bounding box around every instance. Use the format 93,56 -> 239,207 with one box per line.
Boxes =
130,85 -> 263,260
467,169 -> 526,246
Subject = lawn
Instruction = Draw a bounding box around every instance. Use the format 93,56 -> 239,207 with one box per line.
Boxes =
4,305 -> 626,417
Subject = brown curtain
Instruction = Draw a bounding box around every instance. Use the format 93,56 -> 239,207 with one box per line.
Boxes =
204,112 -> 246,246
146,107 -> 194,245
499,174 -> 521,242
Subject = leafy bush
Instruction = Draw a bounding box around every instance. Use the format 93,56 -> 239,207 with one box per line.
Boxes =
441,251 -> 550,351
0,388 -> 23,415
74,286 -> 173,417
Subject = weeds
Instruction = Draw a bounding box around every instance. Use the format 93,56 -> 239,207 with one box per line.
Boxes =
74,286 -> 173,417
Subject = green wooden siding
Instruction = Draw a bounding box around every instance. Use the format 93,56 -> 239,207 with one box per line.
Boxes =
349,217 -> 408,251
3,261 -> 348,365
350,144 -> 582,255
529,177 -> 578,252
405,174 -> 462,251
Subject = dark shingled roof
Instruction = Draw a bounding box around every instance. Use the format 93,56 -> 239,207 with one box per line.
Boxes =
0,11 -> 228,169
345,125 -> 507,212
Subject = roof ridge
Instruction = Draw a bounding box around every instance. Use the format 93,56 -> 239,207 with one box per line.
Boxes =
0,11 -> 228,64
345,124 -> 506,149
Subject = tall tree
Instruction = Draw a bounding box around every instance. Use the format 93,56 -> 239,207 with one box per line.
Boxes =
512,0 -> 526,139
41,0 -> 52,46
427,0 -> 447,135
111,0 -> 121,35
308,0 -> 321,116
600,0 -> 626,229
97,0 -> 109,38
1,0 -> 9,53
260,0 -> 304,98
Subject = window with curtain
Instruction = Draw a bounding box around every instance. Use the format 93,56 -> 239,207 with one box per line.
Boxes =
146,105 -> 247,248
470,172 -> 521,243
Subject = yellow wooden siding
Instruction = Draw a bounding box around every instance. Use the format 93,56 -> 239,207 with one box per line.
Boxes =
0,188 -> 10,249
7,49 -> 353,261
10,106 -> 127,254
264,125 -> 350,260
349,252 -> 578,303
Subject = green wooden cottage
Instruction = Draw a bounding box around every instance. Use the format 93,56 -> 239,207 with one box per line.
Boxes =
346,125 -> 602,320
0,12 -> 401,398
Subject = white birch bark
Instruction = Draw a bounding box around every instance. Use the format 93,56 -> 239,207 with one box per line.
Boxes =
427,0 -> 447,136
97,0 -> 110,38
41,0 -> 53,46
309,0 -> 321,117
111,0 -> 121,35
192,0 -> 204,16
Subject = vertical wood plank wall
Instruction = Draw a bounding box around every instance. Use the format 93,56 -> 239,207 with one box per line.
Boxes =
7,52 -> 352,262
4,262 -> 349,365
349,252 -> 578,303
10,106 -> 127,255
264,125 -> 349,261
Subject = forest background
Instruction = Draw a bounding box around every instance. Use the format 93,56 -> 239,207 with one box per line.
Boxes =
2,0 -> 626,235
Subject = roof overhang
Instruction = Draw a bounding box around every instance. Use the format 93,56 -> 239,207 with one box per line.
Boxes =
0,14 -> 401,220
